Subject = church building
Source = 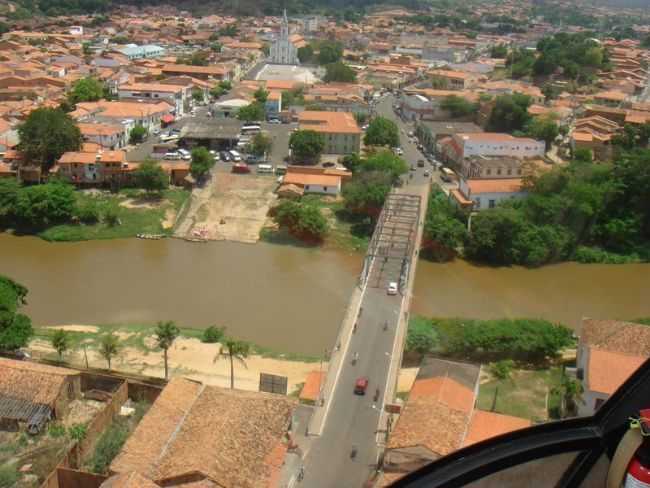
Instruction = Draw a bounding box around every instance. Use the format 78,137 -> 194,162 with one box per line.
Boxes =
270,10 -> 299,65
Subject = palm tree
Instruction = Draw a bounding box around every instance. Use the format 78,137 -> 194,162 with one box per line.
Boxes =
51,329 -> 69,363
99,332 -> 120,370
552,372 -> 584,418
215,338 -> 250,389
155,320 -> 180,380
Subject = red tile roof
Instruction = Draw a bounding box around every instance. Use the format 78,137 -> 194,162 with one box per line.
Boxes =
467,178 -> 524,194
588,348 -> 645,395
463,410 -> 531,447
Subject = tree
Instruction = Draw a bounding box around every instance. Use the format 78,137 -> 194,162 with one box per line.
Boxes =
342,171 -> 393,219
361,151 -> 409,182
99,332 -> 119,370
526,116 -> 559,151
440,95 -> 478,118
490,44 -> 508,58
190,147 -> 215,181
129,125 -> 147,144
552,371 -> 584,417
486,93 -> 532,133
289,130 -> 325,163
219,80 -> 232,91
431,76 -> 449,89
68,77 -> 104,105
406,319 -> 438,355
489,359 -> 515,380
364,116 -> 399,147
0,276 -> 33,351
0,178 -> 20,225
317,41 -> 343,65
18,108 -> 82,171
323,62 -> 356,83
272,200 -> 328,241
249,132 -> 272,156
202,325 -> 226,343
210,86 -> 225,99
192,88 -> 204,103
133,159 -> 168,194
237,102 -> 265,122
297,45 -> 314,63
155,320 -> 180,380
51,329 -> 69,362
216,338 -> 250,389
573,147 -> 593,163
253,87 -> 269,103
354,112 -> 368,126
14,182 -> 76,227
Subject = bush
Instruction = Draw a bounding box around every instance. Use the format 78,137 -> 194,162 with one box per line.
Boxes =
75,199 -> 101,224
48,422 -> 66,438
69,423 -> 87,441
573,246 -> 639,264
129,125 -> 147,145
202,325 -> 226,343
0,463 -> 19,488
406,318 -> 438,355
90,419 -> 129,474
272,200 -> 328,242
103,202 -> 120,226
489,359 -> 515,380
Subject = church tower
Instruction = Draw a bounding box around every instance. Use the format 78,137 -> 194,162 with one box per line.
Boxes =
270,9 -> 298,65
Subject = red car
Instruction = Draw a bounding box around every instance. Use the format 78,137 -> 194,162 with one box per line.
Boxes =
354,377 -> 368,395
232,163 -> 250,174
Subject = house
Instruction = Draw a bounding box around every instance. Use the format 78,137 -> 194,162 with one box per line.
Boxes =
382,358 -> 530,485
118,44 -> 166,61
280,166 -> 351,196
74,100 -> 173,133
428,69 -> 479,90
452,177 -> 527,211
118,82 -> 190,116
298,111 -> 361,155
440,133 -> 545,164
415,121 -> 482,155
179,119 -> 242,150
0,359 -> 81,431
161,63 -> 233,81
55,150 -> 127,185
78,122 -> 128,149
265,90 -> 282,118
571,116 -> 621,162
576,319 -> 650,417
110,377 -> 295,487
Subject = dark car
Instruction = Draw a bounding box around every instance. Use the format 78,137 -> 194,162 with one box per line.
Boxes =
354,377 -> 368,395
417,159 -> 425,167
220,151 -> 231,162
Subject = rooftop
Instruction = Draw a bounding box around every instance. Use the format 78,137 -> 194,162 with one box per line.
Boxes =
298,111 -> 361,134
111,377 -> 295,487
588,347 -> 646,395
463,411 -> 531,447
467,178 -> 524,194
580,319 -> 650,357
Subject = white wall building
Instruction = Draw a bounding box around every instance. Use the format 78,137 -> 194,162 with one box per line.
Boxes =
453,133 -> 545,160
270,10 -> 298,65
456,177 -> 527,210
117,83 -> 189,116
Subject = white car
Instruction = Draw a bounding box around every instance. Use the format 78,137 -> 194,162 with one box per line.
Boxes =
268,118 -> 281,124
394,147 -> 403,156
387,282 -> 398,295
164,151 -> 180,160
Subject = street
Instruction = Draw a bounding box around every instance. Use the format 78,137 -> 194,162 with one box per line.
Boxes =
299,95 -> 431,487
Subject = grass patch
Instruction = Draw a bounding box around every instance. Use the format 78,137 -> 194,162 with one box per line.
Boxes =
477,367 -> 563,421
0,463 -> 19,488
38,189 -> 189,242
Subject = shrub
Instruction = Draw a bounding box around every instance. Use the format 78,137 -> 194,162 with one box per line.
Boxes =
103,202 -> 120,226
406,318 -> 438,355
0,463 -> 19,488
69,423 -> 87,441
202,325 -> 226,343
90,419 -> 129,474
48,422 -> 66,438
489,359 -> 515,380
75,199 -> 101,224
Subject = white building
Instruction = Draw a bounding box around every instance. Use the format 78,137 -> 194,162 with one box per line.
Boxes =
452,133 -> 545,160
117,83 -> 189,116
270,10 -> 298,65
452,177 -> 527,211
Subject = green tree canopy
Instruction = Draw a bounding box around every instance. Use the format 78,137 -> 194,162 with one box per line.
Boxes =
342,171 -> 393,219
155,320 -> 180,380
360,150 -> 408,182
323,62 -> 357,83
317,41 -> 343,64
18,108 -> 82,171
423,187 -> 468,261
249,132 -> 272,156
526,116 -> 559,150
440,95 -> 478,118
363,116 -> 399,147
133,159 -> 168,193
289,130 -> 325,163
254,87 -> 269,103
217,338 -> 250,389
486,93 -> 532,133
272,200 -> 328,242
129,125 -> 147,145
14,182 -> 76,227
297,45 -> 314,63
68,77 -> 105,105
0,275 -> 33,351
237,102 -> 265,122
51,329 -> 69,362
190,147 -> 215,181
99,332 -> 120,370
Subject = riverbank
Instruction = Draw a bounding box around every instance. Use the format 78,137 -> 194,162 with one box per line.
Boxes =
36,188 -> 190,242
30,323 -> 322,394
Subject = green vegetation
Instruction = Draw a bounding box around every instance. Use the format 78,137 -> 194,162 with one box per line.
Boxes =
99,332 -> 120,370
133,160 -> 168,194
490,44 -> 508,58
217,338 -> 251,389
289,130 -> 326,163
51,328 -> 70,362
176,50 -> 209,66
129,125 -> 148,144
281,87 -> 305,107
238,102 -> 265,122
154,320 -> 180,380
254,87 -> 269,103
249,132 -> 273,157
422,185 -> 467,261
363,116 -> 399,147
440,95 -> 478,118
17,108 -> 82,172
297,45 -> 314,63
202,325 -> 226,343
317,40 -> 343,65
0,463 -> 19,488
486,93 -> 531,133
406,317 -> 573,363
0,275 -> 33,351
69,423 -> 88,441
271,199 -> 329,242
489,359 -> 515,380
190,147 -> 216,181
526,115 -> 559,151
323,62 -> 357,83
67,77 -> 106,105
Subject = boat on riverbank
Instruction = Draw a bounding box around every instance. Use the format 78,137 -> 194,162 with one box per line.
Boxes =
136,234 -> 166,240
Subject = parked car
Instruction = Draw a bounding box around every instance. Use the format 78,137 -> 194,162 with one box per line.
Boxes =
232,162 -> 250,174
424,170 -> 430,177
245,154 -> 264,164
387,282 -> 398,295
152,128 -> 160,136
410,165 -> 416,172
394,147 -> 403,156
220,151 -> 231,162
354,377 -> 369,395
417,159 -> 425,167
164,151 -> 180,160
268,118 -> 281,124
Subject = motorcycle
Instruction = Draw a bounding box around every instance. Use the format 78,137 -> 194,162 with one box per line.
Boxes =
350,446 -> 358,459
374,388 -> 380,402
352,352 -> 359,365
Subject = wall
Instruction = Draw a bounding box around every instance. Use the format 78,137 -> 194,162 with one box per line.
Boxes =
57,468 -> 106,488
461,139 -> 545,159
471,191 -> 527,210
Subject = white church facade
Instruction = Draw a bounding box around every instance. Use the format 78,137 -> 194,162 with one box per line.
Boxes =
270,10 -> 299,65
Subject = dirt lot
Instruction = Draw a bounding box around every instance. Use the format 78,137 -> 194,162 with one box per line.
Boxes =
175,170 -> 278,243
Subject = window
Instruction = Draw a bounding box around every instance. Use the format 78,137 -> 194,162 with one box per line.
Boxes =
507,169 -> 512,175
323,186 -> 328,191
517,169 -> 522,175
305,185 -> 310,190
497,168 -> 502,175
486,169 -> 491,175
489,199 -> 496,208
67,381 -> 74,400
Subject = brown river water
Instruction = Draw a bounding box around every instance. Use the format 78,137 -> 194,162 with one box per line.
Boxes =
1,233 -> 649,355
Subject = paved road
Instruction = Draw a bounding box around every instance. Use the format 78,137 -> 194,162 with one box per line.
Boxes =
299,94 -> 431,488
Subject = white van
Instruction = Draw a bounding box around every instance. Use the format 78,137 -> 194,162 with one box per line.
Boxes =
229,150 -> 241,162
257,164 -> 274,174
440,167 -> 456,182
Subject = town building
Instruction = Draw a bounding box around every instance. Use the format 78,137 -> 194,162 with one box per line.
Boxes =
382,358 -> 530,485
54,150 -> 127,185
298,111 -> 362,155
117,82 -> 190,117
78,122 -> 128,149
280,166 -> 351,196
571,116 -> 621,162
118,44 -> 166,61
428,69 -> 480,90
270,10 -> 299,65
73,100 -> 173,133
576,319 -> 650,417
440,133 -> 545,164
451,177 -> 527,211
110,377 -> 296,487
415,121 -> 483,154
161,64 -> 233,81
0,359 -> 81,432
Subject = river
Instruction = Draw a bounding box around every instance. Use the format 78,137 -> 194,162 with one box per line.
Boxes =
1,234 -> 649,355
